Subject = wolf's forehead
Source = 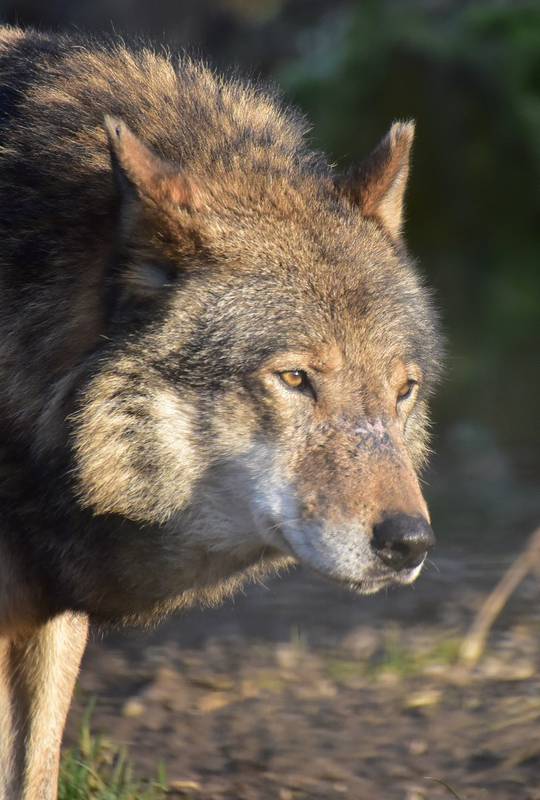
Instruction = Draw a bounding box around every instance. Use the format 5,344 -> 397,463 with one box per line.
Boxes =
217,276 -> 421,363
207,185 -> 389,270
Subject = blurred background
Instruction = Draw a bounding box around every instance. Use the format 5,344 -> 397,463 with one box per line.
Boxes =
2,1 -> 539,798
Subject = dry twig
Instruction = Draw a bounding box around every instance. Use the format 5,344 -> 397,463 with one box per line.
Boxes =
459,526 -> 540,668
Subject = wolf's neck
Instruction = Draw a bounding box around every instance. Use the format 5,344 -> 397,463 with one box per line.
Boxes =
2,472 -> 284,627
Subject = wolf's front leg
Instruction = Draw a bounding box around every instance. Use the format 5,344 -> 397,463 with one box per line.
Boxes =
0,612 -> 88,799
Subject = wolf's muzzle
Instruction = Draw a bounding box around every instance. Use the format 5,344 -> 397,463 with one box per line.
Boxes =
371,513 -> 435,572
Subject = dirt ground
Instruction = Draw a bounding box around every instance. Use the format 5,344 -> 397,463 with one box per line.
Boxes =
65,544 -> 540,800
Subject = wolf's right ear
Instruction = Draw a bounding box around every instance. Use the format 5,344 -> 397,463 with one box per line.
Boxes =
337,121 -> 415,239
104,116 -> 198,214
104,117 -> 206,301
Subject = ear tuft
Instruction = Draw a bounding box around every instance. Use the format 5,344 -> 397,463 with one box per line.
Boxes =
104,115 -> 123,140
388,119 -> 415,152
339,120 -> 415,239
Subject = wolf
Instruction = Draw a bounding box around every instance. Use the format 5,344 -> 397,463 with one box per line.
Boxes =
0,24 -> 441,799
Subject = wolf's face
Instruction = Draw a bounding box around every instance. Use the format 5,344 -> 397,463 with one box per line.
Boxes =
72,118 -> 441,596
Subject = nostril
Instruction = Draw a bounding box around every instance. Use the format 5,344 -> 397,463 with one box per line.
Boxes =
372,514 -> 435,571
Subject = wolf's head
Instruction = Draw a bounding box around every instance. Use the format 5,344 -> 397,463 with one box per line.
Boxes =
72,102 -> 441,598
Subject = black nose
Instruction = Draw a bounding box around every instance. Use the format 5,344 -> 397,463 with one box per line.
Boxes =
372,514 -> 435,571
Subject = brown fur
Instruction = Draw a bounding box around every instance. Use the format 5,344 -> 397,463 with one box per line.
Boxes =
0,26 -> 442,798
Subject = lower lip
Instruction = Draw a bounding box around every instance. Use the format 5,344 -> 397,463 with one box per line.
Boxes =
353,568 -> 420,592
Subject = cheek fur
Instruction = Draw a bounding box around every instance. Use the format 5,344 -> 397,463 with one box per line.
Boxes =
73,371 -> 203,523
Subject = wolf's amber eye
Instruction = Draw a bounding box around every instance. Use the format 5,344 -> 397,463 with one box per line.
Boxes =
279,370 -> 308,390
397,379 -> 418,403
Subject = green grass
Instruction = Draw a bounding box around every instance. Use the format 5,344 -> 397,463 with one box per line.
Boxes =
325,634 -> 461,684
59,706 -> 167,800
376,636 -> 461,679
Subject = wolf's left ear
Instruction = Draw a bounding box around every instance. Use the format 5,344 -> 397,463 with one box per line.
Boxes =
104,115 -> 197,213
338,121 -> 415,239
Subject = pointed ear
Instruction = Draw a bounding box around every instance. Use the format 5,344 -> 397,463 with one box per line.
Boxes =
104,115 -> 196,211
338,121 -> 415,239
104,117 -> 205,304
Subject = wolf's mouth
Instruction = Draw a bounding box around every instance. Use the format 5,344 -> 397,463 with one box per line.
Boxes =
284,548 -> 425,596
348,561 -> 425,595
335,564 -> 424,596
261,520 -> 426,595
